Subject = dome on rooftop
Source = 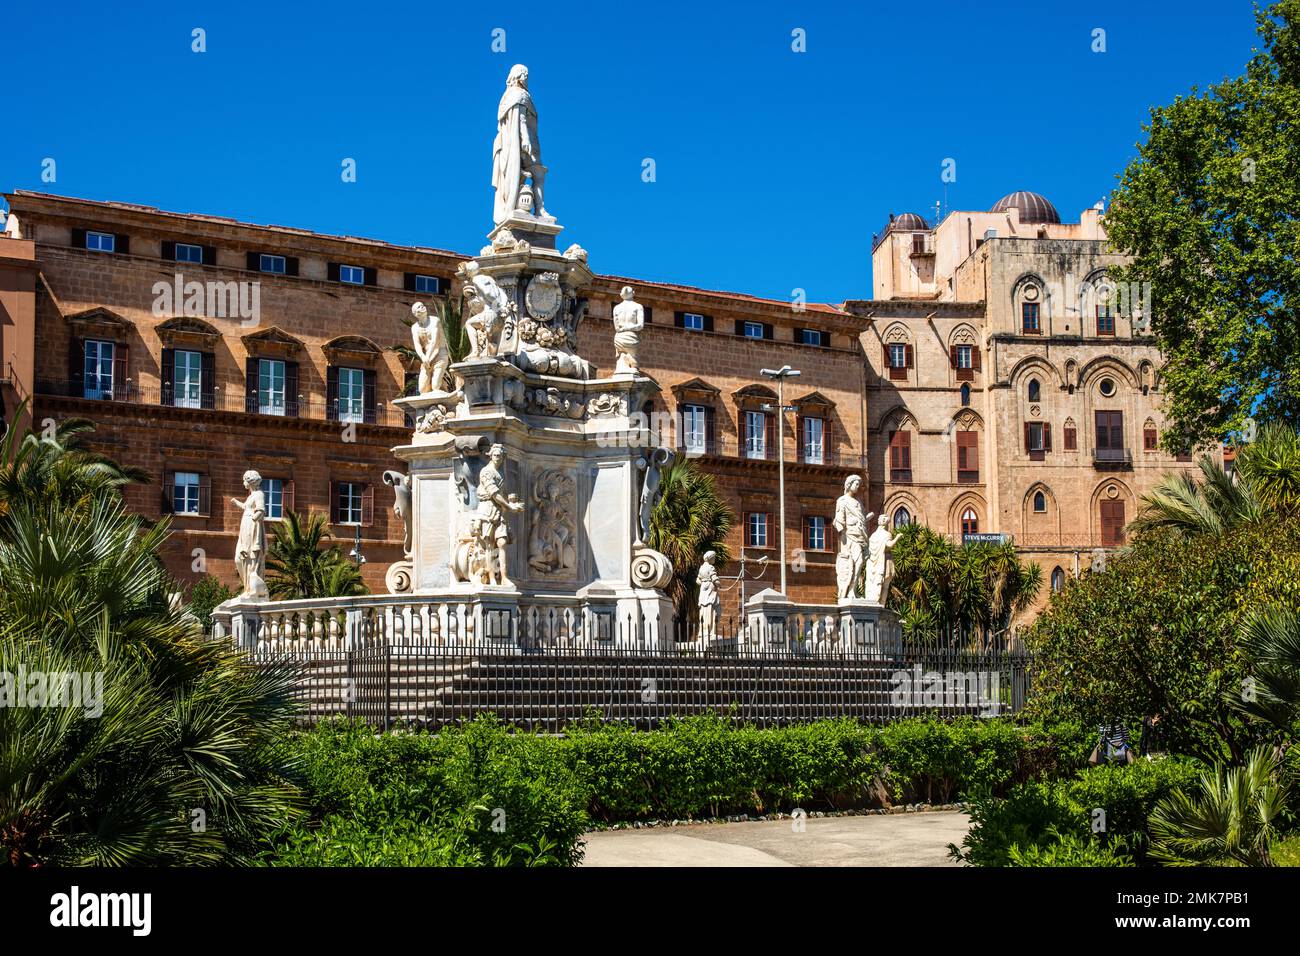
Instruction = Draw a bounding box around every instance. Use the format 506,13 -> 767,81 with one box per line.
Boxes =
990,191 -> 1060,225
890,212 -> 929,231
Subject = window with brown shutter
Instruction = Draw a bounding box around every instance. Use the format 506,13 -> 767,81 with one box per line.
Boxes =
957,430 -> 979,483
1064,425 -> 1078,451
326,366 -> 339,421
1025,422 -> 1046,461
1095,410 -> 1125,462
112,345 -> 130,402
200,352 -> 215,409
886,343 -> 909,380
161,347 -> 175,406
364,369 -> 377,424
1143,427 -> 1158,450
1100,499 -> 1126,546
889,429 -> 912,482
285,361 -> 300,418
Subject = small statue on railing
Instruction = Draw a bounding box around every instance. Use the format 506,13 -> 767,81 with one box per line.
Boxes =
232,470 -> 269,600
862,514 -> 901,606
833,474 -> 874,599
612,285 -> 644,375
697,551 -> 721,642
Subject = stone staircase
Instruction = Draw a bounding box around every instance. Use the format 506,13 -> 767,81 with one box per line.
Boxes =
283,651 -> 1009,729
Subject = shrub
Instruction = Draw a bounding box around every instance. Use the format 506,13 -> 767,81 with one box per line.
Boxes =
953,757 -> 1204,867
1007,829 -> 1136,867
270,717 -> 589,867
187,575 -> 234,630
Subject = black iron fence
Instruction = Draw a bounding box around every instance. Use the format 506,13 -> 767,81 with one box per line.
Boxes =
243,638 -> 1033,732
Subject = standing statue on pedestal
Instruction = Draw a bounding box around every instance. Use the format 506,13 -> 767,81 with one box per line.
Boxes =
492,64 -> 552,225
697,551 -> 721,642
833,474 -> 874,599
863,515 -> 901,605
612,286 -> 644,374
471,443 -> 525,585
462,261 -> 512,358
410,301 -> 448,395
232,470 -> 269,600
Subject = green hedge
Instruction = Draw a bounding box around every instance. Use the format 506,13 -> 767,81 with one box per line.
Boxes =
266,717 -> 590,867
267,714 -> 1095,866
566,714 -> 1091,820
952,757 -> 1205,867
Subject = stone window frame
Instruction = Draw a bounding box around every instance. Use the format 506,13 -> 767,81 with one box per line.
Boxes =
881,322 -> 913,381
1013,274 -> 1047,335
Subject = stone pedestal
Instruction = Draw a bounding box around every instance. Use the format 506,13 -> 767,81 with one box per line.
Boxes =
385,234 -> 677,645
838,599 -> 902,656
745,588 -> 793,649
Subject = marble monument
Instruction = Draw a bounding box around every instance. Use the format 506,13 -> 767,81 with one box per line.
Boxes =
385,64 -> 678,643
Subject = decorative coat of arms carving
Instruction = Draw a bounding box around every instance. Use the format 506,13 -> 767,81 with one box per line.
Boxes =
525,272 -> 562,321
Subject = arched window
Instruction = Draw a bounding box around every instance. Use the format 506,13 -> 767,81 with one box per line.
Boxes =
1033,491 -> 1047,513
893,507 -> 912,528
960,383 -> 971,407
961,508 -> 978,536
1027,378 -> 1041,403
1051,567 -> 1065,592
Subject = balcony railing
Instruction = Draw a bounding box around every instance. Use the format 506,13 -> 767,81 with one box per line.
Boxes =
676,437 -> 866,469
1093,447 -> 1133,468
37,379 -> 410,428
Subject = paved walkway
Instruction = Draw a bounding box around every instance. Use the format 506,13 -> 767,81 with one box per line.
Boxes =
580,811 -> 970,867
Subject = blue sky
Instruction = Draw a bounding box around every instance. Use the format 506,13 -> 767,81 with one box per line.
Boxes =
2,0 -> 1262,303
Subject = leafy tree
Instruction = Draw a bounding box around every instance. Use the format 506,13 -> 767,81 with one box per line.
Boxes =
1105,1 -> 1300,449
1026,521 -> 1300,761
647,459 -> 734,623
1149,747 -> 1289,867
888,524 -> 1040,649
265,510 -> 367,600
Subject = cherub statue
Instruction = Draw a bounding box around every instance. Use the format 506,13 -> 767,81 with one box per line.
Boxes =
462,260 -> 512,358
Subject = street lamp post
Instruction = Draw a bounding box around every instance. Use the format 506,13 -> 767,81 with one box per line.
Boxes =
761,364 -> 800,597
350,525 -> 367,567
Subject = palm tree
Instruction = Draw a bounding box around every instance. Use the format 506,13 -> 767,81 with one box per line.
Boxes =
889,526 -> 1039,649
1132,423 -> 1299,537
647,459 -> 734,623
0,441 -> 302,864
1148,746 -> 1288,866
265,510 -> 367,599
1230,605 -> 1300,739
0,401 -> 148,530
1235,422 -> 1300,515
1131,456 -> 1262,537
